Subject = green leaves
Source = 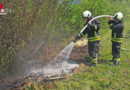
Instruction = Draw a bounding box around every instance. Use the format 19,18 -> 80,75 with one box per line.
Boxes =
0,1 -> 129,89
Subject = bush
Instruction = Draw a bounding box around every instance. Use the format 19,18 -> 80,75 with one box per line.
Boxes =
0,0 -> 128,75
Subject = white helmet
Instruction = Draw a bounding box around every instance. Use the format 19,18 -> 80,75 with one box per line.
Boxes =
82,10 -> 91,18
113,12 -> 123,20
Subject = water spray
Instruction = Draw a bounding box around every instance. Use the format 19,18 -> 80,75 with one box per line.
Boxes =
29,15 -> 113,79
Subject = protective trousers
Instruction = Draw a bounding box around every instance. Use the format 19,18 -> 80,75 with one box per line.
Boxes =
88,41 -> 100,63
112,42 -> 121,61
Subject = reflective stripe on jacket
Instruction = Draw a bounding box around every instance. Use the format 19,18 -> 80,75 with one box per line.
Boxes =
108,20 -> 124,42
81,18 -> 101,41
88,36 -> 101,41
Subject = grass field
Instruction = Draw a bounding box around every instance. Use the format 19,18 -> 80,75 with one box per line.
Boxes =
49,20 -> 130,90
25,16 -> 130,90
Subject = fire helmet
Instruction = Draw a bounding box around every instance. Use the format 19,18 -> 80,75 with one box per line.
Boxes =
113,12 -> 123,20
82,10 -> 91,18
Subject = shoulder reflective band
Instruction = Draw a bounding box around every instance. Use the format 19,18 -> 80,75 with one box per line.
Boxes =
95,25 -> 98,30
88,36 -> 101,41
112,37 -> 123,42
114,33 -> 116,38
95,31 -> 97,36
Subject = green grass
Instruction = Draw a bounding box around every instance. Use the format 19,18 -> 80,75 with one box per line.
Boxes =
25,18 -> 130,90
25,20 -> 130,90
50,21 -> 130,90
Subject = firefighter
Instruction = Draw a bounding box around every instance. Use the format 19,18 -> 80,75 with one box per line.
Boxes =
108,12 -> 124,66
74,10 -> 101,67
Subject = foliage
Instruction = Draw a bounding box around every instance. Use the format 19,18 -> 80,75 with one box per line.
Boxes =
42,20 -> 130,90
0,0 -> 129,86
24,0 -> 130,89
0,0 -> 72,70
68,0 -> 128,35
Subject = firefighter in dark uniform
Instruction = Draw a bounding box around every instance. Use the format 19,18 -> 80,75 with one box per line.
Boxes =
108,12 -> 124,66
74,10 -> 101,67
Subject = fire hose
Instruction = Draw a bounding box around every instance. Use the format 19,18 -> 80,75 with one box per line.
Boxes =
73,15 -> 112,42
80,15 -> 112,33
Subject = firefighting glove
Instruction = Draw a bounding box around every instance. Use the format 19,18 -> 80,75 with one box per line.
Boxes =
73,33 -> 82,43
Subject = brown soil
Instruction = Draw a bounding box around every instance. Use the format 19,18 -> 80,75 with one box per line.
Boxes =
0,40 -> 89,89
70,45 -> 89,64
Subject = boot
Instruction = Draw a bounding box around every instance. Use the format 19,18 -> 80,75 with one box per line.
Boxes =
109,57 -> 115,62
111,61 -> 120,66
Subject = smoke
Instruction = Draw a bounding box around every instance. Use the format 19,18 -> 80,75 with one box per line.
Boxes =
28,42 -> 79,78
0,0 -> 74,86
4,17 -> 71,82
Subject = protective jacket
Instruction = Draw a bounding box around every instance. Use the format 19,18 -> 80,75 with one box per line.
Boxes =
108,20 -> 124,62
81,19 -> 101,41
81,18 -> 101,64
108,20 -> 124,42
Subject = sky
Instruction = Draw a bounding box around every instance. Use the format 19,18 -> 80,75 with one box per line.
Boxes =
72,0 -> 81,4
